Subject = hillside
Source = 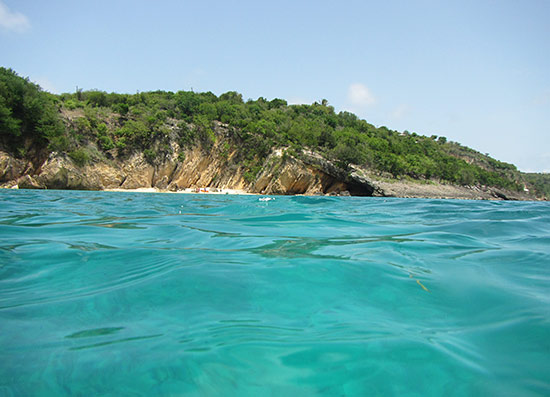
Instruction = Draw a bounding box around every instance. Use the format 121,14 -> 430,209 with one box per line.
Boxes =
0,67 -> 547,200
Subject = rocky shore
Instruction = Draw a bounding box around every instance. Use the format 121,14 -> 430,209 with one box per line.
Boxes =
0,145 -> 536,201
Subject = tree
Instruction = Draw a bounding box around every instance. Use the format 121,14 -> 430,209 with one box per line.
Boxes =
331,141 -> 365,170
219,91 -> 243,104
176,91 -> 200,120
0,67 -> 64,153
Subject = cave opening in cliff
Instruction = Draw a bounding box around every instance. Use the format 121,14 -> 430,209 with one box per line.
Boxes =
346,182 -> 375,197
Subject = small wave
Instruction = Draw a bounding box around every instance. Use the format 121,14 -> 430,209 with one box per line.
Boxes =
66,327 -> 125,339
1,190 -> 549,395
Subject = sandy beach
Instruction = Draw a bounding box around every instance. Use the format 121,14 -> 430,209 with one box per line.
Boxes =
104,187 -> 256,195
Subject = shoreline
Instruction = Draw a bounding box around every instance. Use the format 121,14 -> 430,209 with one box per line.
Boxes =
1,173 -> 543,201
104,187 -> 256,195
2,185 -> 542,201
1,180 -> 544,201
1,149 -> 545,201
101,179 -> 540,201
1,187 -> 544,201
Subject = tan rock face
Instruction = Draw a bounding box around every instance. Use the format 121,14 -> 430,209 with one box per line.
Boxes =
253,152 -> 353,195
254,154 -> 305,194
168,143 -> 247,191
152,155 -> 177,189
2,124 -> 377,196
120,153 -> 155,189
0,151 -> 29,182
92,163 -> 125,189
17,175 -> 44,189
4,141 -> 523,199
5,143 -> 369,195
17,153 -> 121,190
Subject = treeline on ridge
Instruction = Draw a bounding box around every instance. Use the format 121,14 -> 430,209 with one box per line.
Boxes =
0,67 -> 542,195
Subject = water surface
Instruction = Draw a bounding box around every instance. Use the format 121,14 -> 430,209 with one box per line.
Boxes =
1,190 -> 549,395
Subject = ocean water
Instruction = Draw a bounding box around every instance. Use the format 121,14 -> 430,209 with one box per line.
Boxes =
0,190 -> 549,396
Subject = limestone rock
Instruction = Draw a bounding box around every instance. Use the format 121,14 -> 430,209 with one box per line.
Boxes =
168,144 -> 246,191
0,151 -> 29,182
28,153 -> 111,190
91,163 -> 125,189
17,175 -> 44,189
2,121 -> 533,200
252,150 -> 377,196
119,154 -> 155,189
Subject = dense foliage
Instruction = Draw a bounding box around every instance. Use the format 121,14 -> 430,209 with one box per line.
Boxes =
0,68 -> 64,156
1,67 -> 547,196
56,87 -> 524,190
523,173 -> 550,198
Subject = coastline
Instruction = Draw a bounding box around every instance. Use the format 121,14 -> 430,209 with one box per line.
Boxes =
104,187 -> 255,195
1,181 -> 542,201
371,179 -> 534,201
0,149 -> 545,201
47,184 -> 542,201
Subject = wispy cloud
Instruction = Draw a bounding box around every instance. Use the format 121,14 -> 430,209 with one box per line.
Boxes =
347,83 -> 376,107
0,1 -> 30,33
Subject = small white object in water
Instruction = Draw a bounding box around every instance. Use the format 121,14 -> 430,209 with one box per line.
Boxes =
259,197 -> 273,202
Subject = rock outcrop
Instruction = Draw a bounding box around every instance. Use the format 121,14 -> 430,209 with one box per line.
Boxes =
0,151 -> 30,183
0,128 -> 537,200
166,143 -> 247,192
252,150 -> 378,196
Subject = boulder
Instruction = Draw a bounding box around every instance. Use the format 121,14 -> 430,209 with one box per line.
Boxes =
17,175 -> 45,189
0,151 -> 29,182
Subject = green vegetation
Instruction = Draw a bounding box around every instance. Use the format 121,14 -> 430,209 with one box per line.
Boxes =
68,148 -> 90,167
523,173 -> 550,198
0,68 -> 64,154
1,67 -> 548,198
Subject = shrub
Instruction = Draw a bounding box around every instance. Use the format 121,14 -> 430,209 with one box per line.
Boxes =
64,99 -> 78,110
69,148 -> 90,167
331,142 -> 365,170
143,148 -> 156,163
48,135 -> 70,152
98,135 -> 115,150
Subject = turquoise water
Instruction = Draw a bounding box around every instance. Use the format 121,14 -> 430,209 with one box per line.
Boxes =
0,190 -> 549,396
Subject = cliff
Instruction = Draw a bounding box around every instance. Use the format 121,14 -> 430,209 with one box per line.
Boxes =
0,68 -> 546,200
0,123 -> 534,200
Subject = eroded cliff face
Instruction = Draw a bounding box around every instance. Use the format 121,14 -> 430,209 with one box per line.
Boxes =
0,151 -> 30,183
0,133 -> 377,196
166,143 -> 248,192
251,150 -> 379,196
0,123 -> 527,200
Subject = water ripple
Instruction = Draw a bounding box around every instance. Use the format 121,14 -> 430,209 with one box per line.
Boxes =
1,190 -> 549,395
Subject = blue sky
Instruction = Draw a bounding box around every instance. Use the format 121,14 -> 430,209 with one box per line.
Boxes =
1,0 -> 549,172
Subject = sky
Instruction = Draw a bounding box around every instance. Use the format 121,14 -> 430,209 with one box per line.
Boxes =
1,0 -> 549,172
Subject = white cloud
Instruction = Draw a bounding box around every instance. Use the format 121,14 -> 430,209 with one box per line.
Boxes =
347,83 -> 376,107
0,1 -> 30,32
